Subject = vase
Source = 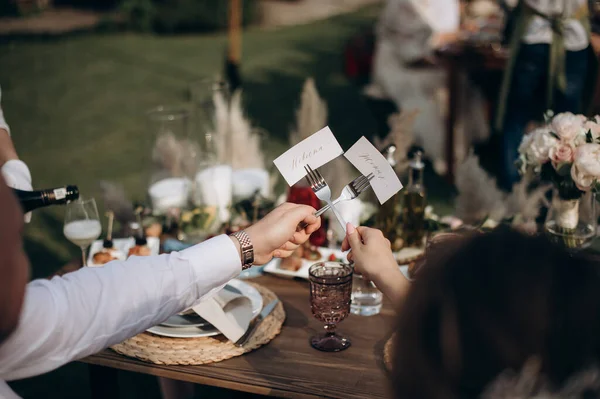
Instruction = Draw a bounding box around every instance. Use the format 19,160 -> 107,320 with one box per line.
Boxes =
545,190 -> 597,250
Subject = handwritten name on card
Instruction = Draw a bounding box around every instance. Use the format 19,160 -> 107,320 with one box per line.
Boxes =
273,126 -> 344,186
344,136 -> 403,204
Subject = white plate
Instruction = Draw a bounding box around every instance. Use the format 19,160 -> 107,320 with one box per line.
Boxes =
263,247 -> 349,280
146,279 -> 263,338
264,246 -> 412,281
87,237 -> 160,267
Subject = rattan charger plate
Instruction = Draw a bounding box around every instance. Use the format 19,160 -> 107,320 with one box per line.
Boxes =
111,283 -> 285,365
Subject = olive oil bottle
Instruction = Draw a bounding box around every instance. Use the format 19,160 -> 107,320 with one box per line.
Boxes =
376,145 -> 403,250
402,151 -> 426,247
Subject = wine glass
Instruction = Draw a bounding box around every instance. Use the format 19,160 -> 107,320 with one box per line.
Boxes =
309,262 -> 353,352
64,198 -> 102,267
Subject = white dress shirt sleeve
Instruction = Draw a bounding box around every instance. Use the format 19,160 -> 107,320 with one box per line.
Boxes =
0,234 -> 241,381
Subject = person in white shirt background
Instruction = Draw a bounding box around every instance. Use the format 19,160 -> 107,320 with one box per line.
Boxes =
0,85 -> 33,222
0,167 -> 321,399
496,0 -> 596,189
365,0 -> 490,175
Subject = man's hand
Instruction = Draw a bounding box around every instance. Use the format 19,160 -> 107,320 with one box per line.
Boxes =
1,159 -> 32,223
237,203 -> 321,265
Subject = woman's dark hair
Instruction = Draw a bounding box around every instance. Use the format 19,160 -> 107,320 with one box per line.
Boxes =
392,228 -> 600,398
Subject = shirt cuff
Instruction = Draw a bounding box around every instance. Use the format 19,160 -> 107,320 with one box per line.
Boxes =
178,235 -> 242,291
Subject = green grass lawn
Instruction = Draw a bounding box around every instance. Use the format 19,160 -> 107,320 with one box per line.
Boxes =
0,5 -> 454,398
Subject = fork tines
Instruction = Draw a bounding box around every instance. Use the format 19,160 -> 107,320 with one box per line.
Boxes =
349,173 -> 374,195
304,165 -> 325,190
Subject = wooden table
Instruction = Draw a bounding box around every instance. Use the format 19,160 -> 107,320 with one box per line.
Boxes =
80,275 -> 396,399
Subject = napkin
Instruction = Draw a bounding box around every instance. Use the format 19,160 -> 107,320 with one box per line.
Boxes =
232,168 -> 270,200
148,177 -> 191,213
329,199 -> 365,244
192,286 -> 253,342
193,165 -> 233,223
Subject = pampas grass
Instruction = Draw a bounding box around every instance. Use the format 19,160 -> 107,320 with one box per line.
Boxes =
290,78 -> 353,195
229,90 -> 265,170
455,154 -> 506,224
152,132 -> 183,177
505,172 -> 551,223
374,109 -> 418,175
99,181 -> 134,226
290,78 -> 328,146
208,88 -> 265,170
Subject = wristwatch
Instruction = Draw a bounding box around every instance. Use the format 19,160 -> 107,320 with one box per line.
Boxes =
230,230 -> 254,270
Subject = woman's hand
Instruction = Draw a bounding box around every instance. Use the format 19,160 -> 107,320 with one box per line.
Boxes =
341,224 -> 397,282
342,223 -> 410,307
242,202 -> 321,265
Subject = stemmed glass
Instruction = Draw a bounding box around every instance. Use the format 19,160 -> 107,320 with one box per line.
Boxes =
309,262 -> 353,352
63,198 -> 102,267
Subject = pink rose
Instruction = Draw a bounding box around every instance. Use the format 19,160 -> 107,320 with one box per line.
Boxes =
551,112 -> 585,142
549,143 -> 574,168
571,143 -> 600,191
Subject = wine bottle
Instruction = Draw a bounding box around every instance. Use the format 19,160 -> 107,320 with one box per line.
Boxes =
402,151 -> 427,248
13,185 -> 79,213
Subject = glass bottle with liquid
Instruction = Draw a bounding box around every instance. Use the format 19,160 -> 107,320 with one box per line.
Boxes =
402,151 -> 426,248
376,145 -> 403,250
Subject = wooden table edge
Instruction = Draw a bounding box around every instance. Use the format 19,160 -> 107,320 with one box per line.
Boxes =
80,351 -> 325,399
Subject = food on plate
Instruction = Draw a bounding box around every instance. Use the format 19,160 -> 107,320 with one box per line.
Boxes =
301,243 -> 321,260
128,229 -> 151,257
328,253 -> 344,262
145,222 -> 162,238
92,249 -> 120,265
93,211 -> 122,265
280,255 -> 303,271
128,237 -> 151,257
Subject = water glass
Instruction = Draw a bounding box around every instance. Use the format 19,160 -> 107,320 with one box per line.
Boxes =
309,262 -> 353,352
350,274 -> 383,316
146,105 -> 190,139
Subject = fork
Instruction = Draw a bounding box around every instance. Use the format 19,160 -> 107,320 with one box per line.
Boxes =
304,165 -> 347,231
313,172 -> 374,217
297,173 -> 373,231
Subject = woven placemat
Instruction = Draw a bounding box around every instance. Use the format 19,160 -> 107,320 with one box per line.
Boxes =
111,283 -> 285,365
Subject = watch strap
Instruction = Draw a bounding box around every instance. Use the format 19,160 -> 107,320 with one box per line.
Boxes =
231,230 -> 254,270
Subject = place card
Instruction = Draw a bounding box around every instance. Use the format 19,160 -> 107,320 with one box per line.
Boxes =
273,126 -> 344,186
344,136 -> 403,204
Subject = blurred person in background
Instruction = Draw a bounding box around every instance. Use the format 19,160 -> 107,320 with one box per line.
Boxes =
496,0 -> 597,189
365,0 -> 490,175
0,85 -> 33,221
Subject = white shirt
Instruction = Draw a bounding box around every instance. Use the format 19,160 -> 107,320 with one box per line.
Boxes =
376,0 -> 460,63
507,0 -> 590,50
0,235 -> 241,399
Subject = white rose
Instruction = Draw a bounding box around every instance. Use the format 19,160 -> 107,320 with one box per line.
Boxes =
578,120 -> 600,145
551,112 -> 586,142
571,143 -> 600,191
519,127 -> 558,165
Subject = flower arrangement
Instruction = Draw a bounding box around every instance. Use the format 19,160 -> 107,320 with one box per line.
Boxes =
518,112 -> 600,198
518,112 -> 599,246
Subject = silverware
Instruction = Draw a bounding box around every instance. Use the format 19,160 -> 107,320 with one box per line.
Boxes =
313,172 -> 374,217
304,165 -> 347,231
297,173 -> 374,231
234,299 -> 279,347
